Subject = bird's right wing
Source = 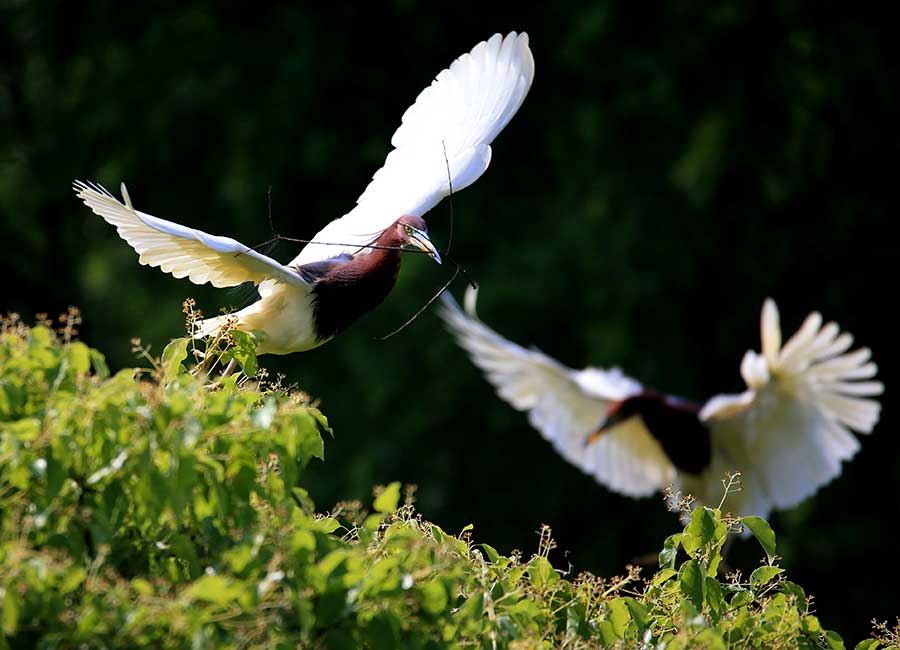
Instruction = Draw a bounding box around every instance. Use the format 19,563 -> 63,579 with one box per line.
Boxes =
76,182 -> 309,289
292,32 -> 534,266
440,288 -> 676,497
699,299 -> 883,517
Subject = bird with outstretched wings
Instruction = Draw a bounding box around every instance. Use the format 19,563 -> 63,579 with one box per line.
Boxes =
76,32 -> 534,355
440,287 -> 882,521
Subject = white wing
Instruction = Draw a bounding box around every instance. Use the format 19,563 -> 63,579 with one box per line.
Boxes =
76,181 -> 309,289
439,288 -> 677,498
700,299 -> 883,518
293,32 -> 534,266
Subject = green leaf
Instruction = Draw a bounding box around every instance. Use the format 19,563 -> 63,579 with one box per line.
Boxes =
781,581 -> 807,609
693,629 -> 726,649
2,588 -> 20,635
741,516 -> 776,563
183,575 -> 244,607
679,559 -> 706,609
682,507 -> 717,555
706,576 -> 725,621
481,544 -> 500,563
623,598 -> 651,636
660,533 -> 683,568
750,566 -> 784,591
652,568 -> 677,585
373,482 -> 401,513
824,630 -> 846,650
228,330 -> 258,377
597,620 -> 618,645
529,556 -> 558,589
313,517 -> 341,534
456,590 -> 484,621
854,640 -> 881,650
420,579 -> 449,615
367,611 -> 400,650
730,589 -> 753,608
606,598 -> 630,638
90,348 -> 110,378
67,341 -> 92,374
161,337 -> 190,382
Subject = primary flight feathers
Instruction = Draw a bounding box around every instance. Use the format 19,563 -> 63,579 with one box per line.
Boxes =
440,288 -> 882,520
74,181 -> 310,289
294,32 -> 534,266
75,32 -> 533,355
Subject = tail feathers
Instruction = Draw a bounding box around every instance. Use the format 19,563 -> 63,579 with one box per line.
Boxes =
193,313 -> 238,339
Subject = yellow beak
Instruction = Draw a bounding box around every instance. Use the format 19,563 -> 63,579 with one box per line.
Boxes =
409,228 -> 442,264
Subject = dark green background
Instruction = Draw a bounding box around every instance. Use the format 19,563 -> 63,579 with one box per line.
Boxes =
2,2 -> 896,641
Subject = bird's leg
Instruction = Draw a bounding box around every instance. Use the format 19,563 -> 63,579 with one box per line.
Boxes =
191,348 -> 218,377
220,358 -> 238,378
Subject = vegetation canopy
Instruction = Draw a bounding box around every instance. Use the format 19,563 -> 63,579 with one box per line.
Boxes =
0,314 -> 895,648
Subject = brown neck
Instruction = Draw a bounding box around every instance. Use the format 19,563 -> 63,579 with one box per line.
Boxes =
308,232 -> 405,341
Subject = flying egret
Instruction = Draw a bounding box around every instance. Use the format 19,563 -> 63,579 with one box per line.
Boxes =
75,32 -> 534,355
439,287 -> 882,520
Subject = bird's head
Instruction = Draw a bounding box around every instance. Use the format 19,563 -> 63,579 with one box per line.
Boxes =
395,215 -> 441,264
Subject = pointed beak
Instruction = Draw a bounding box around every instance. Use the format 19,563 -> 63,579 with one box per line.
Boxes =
409,228 -> 442,264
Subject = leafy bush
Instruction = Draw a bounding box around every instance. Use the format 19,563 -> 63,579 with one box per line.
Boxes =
0,316 -> 891,648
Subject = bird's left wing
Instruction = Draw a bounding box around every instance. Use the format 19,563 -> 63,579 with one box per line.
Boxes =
699,299 -> 883,516
440,288 -> 677,498
292,32 -> 534,266
76,182 -> 309,288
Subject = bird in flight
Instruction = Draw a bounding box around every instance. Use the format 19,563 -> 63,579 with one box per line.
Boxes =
75,32 -> 534,355
440,287 -> 882,520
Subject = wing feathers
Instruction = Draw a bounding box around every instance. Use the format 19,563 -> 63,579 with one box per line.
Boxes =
704,299 -> 882,518
76,181 -> 309,289
293,32 -> 533,266
439,287 -> 676,499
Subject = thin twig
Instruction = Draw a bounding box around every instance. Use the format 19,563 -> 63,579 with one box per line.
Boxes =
442,139 -> 454,257
374,266 -> 460,341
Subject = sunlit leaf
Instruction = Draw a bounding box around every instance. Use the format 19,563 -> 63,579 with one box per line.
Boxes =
750,566 -> 784,591
374,482 -> 401,513
420,579 -> 449,615
2,588 -> 20,635
528,556 -> 558,589
741,516 -> 777,564
683,507 -> 717,555
227,330 -> 258,377
183,575 -> 244,607
606,598 -> 630,638
481,543 -> 500,563
161,337 -> 190,383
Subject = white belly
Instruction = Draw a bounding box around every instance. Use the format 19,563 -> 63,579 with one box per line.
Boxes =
234,282 -> 327,355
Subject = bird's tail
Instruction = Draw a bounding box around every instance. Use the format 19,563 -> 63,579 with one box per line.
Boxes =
193,312 -> 238,340
698,299 -> 883,518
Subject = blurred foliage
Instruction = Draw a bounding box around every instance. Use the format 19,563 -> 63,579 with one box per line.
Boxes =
2,322 -> 891,648
1,1 -> 897,642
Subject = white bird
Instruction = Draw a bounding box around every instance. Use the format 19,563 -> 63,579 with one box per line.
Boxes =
75,32 -> 534,355
440,287 -> 883,520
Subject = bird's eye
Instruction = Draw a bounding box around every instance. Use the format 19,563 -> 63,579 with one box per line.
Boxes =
405,225 -> 414,235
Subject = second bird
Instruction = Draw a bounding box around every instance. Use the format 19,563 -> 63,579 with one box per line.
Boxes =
440,288 -> 882,521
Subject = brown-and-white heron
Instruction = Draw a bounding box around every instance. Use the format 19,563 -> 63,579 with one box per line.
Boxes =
74,32 -> 534,355
440,287 -> 883,520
